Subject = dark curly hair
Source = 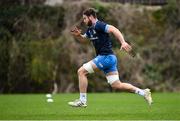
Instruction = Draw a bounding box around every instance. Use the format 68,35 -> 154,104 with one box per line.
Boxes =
83,8 -> 97,18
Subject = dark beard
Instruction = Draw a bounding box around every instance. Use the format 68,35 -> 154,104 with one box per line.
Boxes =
87,19 -> 92,26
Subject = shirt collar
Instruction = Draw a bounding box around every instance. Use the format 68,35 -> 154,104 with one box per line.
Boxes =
93,19 -> 98,28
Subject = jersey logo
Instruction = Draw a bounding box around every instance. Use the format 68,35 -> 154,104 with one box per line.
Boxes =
98,63 -> 103,68
90,37 -> 98,40
93,30 -> 96,34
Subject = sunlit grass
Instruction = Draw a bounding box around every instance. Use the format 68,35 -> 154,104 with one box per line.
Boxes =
0,93 -> 180,120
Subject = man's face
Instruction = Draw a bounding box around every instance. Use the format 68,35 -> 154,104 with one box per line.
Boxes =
83,15 -> 92,26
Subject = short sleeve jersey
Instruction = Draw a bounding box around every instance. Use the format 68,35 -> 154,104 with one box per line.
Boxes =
85,20 -> 113,55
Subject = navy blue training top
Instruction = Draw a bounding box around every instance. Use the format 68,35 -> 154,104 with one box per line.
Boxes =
85,20 -> 113,55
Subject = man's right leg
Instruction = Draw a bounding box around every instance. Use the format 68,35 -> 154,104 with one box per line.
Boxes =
77,66 -> 88,104
68,66 -> 88,107
68,61 -> 98,107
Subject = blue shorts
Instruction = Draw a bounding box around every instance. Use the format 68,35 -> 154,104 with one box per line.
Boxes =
93,54 -> 118,74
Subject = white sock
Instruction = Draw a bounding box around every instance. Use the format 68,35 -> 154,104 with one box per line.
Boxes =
135,88 -> 145,96
80,93 -> 87,103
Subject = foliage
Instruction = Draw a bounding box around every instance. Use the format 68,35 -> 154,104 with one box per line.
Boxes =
0,1 -> 180,93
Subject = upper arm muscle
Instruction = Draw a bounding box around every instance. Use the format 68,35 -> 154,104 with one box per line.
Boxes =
107,25 -> 117,33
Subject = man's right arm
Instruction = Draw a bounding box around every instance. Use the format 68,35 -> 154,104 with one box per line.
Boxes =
74,34 -> 88,43
71,27 -> 88,44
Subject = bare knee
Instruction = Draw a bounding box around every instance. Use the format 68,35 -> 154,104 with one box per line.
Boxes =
78,67 -> 88,76
111,81 -> 122,90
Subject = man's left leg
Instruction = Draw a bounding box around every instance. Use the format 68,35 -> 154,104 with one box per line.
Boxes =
106,72 -> 153,105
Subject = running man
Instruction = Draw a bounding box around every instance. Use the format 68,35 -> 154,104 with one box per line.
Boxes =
68,8 -> 152,107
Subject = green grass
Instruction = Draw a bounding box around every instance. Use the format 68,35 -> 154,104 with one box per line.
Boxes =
0,93 -> 180,120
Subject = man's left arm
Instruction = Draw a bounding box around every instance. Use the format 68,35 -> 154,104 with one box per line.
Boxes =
106,25 -> 132,52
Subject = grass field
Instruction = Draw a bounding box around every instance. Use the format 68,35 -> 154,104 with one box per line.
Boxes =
0,93 -> 180,120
